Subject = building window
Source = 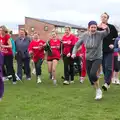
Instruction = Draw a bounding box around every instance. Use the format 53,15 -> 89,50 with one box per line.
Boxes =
71,29 -> 75,34
57,27 -> 62,33
61,28 -> 65,33
31,27 -> 35,32
74,29 -> 78,34
44,26 -> 48,31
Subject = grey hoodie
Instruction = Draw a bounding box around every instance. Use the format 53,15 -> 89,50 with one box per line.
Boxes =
72,28 -> 110,61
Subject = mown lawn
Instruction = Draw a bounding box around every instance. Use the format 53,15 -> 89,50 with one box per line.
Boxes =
0,61 -> 120,120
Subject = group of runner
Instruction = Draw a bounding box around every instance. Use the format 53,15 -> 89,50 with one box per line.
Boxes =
0,12 -> 119,101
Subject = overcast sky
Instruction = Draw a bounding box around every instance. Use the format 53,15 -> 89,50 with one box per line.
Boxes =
0,0 -> 120,32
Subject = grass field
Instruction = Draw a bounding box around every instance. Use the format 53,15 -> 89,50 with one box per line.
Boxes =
0,61 -> 120,120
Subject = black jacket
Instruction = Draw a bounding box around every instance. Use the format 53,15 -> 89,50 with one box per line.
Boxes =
98,24 -> 118,53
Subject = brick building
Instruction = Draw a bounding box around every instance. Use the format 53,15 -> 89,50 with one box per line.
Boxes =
18,17 -> 86,40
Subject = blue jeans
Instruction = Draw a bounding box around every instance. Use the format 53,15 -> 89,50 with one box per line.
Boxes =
102,53 -> 113,85
17,57 -> 31,80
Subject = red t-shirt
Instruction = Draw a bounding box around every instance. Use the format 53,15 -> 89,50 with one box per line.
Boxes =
47,39 -> 61,61
62,34 -> 76,55
0,34 -> 13,55
28,39 -> 45,62
75,36 -> 86,57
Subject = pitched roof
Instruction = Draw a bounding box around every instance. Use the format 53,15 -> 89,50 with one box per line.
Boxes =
25,17 -> 86,29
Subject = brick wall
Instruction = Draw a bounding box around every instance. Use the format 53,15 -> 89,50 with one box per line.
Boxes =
25,17 -> 55,41
18,25 -> 25,30
11,34 -> 18,40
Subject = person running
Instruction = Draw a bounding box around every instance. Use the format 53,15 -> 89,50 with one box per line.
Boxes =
28,32 -> 45,83
80,44 -> 86,83
74,36 -> 82,82
0,46 -> 4,101
112,35 -> 120,84
30,34 -> 36,75
0,25 -> 17,84
47,30 -> 61,85
72,21 -> 110,100
62,26 -> 76,85
75,36 -> 86,83
15,28 -> 31,80
98,12 -> 118,91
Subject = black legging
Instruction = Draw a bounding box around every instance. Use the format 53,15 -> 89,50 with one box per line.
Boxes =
3,55 -> 16,82
86,59 -> 102,85
63,55 -> 74,81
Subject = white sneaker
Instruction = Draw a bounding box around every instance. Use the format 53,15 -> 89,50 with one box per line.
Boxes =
70,81 -> 74,84
7,75 -> 12,79
13,82 -> 17,85
112,78 -> 116,84
15,74 -> 21,81
37,77 -> 42,84
27,78 -> 31,81
0,98 -> 2,101
116,79 -> 120,85
52,76 -> 54,80
63,81 -> 69,85
95,89 -> 102,100
102,83 -> 110,91
80,79 -> 84,84
53,80 -> 57,85
80,77 -> 84,84
32,69 -> 36,75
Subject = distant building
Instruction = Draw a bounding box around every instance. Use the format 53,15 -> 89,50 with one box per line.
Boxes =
18,17 -> 86,40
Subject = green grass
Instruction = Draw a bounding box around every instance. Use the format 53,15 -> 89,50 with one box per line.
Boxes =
0,61 -> 120,120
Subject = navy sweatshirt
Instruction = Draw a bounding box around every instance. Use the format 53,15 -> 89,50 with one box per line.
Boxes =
98,24 -> 118,53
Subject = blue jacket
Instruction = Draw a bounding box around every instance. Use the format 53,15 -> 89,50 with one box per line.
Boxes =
15,37 -> 31,58
114,36 -> 120,52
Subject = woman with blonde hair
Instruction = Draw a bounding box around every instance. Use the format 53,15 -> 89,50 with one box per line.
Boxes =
47,30 -> 61,85
0,25 -> 17,84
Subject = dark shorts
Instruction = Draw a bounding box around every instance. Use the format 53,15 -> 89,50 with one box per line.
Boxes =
114,56 -> 120,72
47,58 -> 59,62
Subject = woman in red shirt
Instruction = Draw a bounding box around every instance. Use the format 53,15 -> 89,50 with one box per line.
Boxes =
74,36 -> 86,83
62,26 -> 76,85
79,44 -> 86,83
47,31 -> 61,85
28,32 -> 45,84
0,25 -> 16,84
